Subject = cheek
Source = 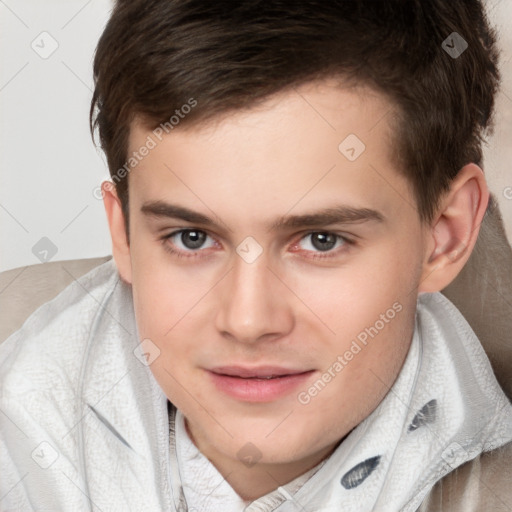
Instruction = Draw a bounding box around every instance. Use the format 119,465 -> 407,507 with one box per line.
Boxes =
298,298 -> 415,434
287,238 -> 420,337
129,252 -> 215,388
129,235 -> 211,337
130,268 -> 204,405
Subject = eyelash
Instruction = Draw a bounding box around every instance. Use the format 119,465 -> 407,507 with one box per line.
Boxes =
161,229 -> 356,261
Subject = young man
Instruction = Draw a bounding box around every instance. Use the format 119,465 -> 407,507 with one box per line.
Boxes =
1,1 -> 511,511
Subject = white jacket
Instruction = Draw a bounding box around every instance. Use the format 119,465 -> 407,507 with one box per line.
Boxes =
1,259 -> 511,511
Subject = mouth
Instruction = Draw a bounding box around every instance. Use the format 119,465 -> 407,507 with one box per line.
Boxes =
207,365 -> 315,402
210,365 -> 312,378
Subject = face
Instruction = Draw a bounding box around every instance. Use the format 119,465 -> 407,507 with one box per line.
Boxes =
114,80 -> 430,480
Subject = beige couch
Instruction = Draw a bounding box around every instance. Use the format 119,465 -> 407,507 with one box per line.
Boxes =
1,194 -> 511,511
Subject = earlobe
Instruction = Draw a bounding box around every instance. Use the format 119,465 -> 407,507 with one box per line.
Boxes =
101,181 -> 132,284
419,164 -> 489,293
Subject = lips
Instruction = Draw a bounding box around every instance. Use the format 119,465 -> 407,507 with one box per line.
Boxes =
210,365 -> 310,379
207,366 -> 315,402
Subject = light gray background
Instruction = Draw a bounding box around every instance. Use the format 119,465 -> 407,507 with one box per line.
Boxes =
1,0 -> 511,272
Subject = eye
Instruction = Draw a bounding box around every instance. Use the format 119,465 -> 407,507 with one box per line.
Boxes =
292,231 -> 353,259
162,229 -> 216,258
162,229 -> 355,261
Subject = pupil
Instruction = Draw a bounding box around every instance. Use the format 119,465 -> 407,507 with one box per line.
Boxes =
182,230 -> 205,249
312,232 -> 336,251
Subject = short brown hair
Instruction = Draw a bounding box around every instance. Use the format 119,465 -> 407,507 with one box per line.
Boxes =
90,0 -> 500,238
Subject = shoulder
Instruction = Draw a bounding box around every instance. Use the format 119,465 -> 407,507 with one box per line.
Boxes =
0,258 -> 121,406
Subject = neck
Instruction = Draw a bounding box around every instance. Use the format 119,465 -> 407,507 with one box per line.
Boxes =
184,418 -> 344,501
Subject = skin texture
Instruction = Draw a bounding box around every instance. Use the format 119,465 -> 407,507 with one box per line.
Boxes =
102,80 -> 489,501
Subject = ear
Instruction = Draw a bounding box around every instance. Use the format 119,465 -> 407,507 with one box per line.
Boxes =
101,181 -> 132,284
419,163 -> 489,293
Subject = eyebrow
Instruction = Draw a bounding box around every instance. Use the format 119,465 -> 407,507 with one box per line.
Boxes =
140,200 -> 385,231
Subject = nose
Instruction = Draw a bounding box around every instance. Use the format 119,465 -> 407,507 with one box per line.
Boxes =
214,251 -> 294,344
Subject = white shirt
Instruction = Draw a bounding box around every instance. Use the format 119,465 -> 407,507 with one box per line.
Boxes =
174,407 -> 326,512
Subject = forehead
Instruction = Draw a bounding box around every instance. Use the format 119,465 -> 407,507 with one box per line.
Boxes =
126,80 -> 413,226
